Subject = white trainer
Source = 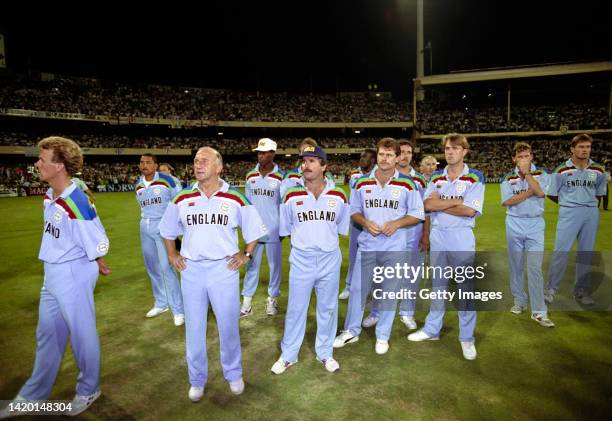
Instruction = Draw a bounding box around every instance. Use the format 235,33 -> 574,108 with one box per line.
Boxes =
375,340 -> 389,355
65,390 -> 101,416
270,358 -> 296,375
146,307 -> 169,318
229,378 -> 245,395
574,289 -> 595,305
510,304 -> 527,314
188,386 -> 204,402
240,305 -> 253,318
333,331 -> 359,348
399,315 -> 417,330
174,314 -> 185,326
361,314 -> 379,328
0,395 -> 28,418
338,288 -> 350,300
460,341 -> 477,360
317,357 -> 340,373
266,297 -> 279,316
531,313 -> 555,328
407,329 -> 439,342
543,288 -> 555,304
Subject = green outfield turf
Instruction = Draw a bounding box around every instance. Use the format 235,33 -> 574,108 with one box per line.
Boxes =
0,184 -> 610,420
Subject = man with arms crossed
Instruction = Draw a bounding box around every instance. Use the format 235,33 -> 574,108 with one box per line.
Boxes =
408,134 -> 484,361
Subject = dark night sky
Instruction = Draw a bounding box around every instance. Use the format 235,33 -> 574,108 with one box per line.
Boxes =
1,0 -> 611,95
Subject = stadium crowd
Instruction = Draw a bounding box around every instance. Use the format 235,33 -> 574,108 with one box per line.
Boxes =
1,74 -> 609,131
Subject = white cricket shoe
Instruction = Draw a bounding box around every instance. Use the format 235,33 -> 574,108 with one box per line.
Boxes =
399,315 -> 417,330
375,340 -> 389,355
146,307 -> 169,318
65,390 -> 101,416
229,378 -> 245,395
188,386 -> 204,402
531,313 -> 555,328
174,314 -> 185,326
333,331 -> 359,348
317,357 -> 340,373
266,297 -> 279,316
460,341 -> 477,360
407,329 -> 439,342
271,358 -> 296,375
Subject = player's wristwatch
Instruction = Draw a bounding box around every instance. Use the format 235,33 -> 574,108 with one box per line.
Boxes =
244,252 -> 252,260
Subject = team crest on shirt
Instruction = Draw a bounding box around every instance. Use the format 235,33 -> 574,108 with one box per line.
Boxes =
137,189 -> 144,196
328,199 -> 337,209
220,202 -> 230,213
472,199 -> 481,208
269,181 -> 278,188
456,183 -> 467,194
53,210 -> 63,223
97,242 -> 109,254
154,188 -> 161,195
391,189 -> 400,198
588,171 -> 596,180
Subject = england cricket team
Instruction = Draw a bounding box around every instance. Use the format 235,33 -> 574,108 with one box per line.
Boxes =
1,132 -> 606,416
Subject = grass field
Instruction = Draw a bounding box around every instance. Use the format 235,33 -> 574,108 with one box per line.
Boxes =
0,184 -> 611,420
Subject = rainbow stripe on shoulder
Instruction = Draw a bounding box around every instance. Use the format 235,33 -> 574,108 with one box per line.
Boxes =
282,186 -> 308,203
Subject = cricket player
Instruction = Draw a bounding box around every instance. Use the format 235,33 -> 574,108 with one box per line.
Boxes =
160,147 -> 266,401
501,142 -> 554,327
136,154 -> 185,326
419,155 -> 439,183
408,133 -> 484,361
2,137 -> 110,417
271,146 -> 350,374
334,138 -> 424,355
339,148 -> 377,300
545,134 -> 607,305
280,138 -> 334,198
364,139 -> 429,331
240,138 -> 285,317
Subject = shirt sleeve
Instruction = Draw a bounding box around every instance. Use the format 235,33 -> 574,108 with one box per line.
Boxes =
174,178 -> 183,194
423,180 -> 436,200
160,202 -> 182,240
405,189 -> 425,221
279,201 -> 292,237
596,172 -> 607,196
336,200 -> 350,236
547,171 -> 561,196
349,187 -> 363,216
239,204 -> 267,243
500,180 -> 513,205
463,180 -> 485,216
245,176 -> 253,201
71,217 -> 109,261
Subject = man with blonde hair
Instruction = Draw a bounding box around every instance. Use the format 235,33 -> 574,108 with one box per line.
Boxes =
3,136 -> 110,417
408,134 -> 484,361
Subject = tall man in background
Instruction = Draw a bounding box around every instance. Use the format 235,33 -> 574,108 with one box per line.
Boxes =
545,134 -> 607,305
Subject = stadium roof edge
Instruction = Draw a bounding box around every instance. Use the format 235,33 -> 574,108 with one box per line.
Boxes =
415,61 -> 612,86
